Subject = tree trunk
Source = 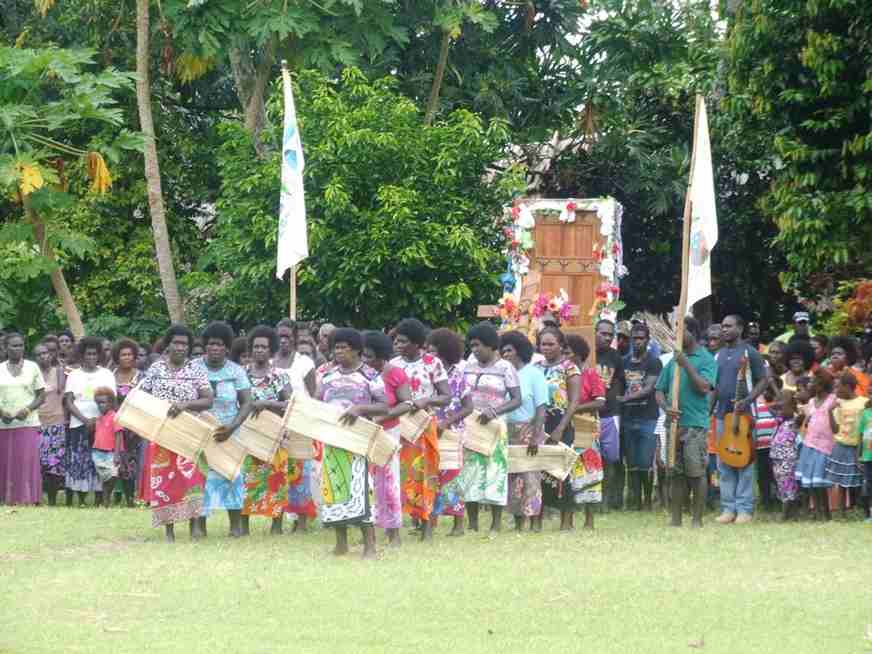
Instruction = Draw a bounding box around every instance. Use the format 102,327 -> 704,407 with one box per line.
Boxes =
23,198 -> 85,339
424,30 -> 452,126
135,0 -> 184,324
228,38 -> 277,158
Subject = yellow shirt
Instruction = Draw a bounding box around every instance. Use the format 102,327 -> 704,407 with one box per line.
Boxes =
834,396 -> 867,446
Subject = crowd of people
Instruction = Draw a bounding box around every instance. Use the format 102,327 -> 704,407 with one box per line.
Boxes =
0,309 -> 870,557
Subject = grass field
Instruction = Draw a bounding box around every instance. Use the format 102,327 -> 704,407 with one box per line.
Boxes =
2,505 -> 871,654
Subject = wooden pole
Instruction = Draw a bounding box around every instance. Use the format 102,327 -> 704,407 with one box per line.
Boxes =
667,95 -> 703,469
290,264 -> 297,320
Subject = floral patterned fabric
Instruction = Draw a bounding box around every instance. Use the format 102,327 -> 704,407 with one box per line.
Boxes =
391,354 -> 447,521
433,363 -> 469,517
115,372 -> 141,482
507,422 -> 541,517
368,368 -> 406,528
458,358 -> 519,506
39,423 -> 65,478
242,368 -> 291,518
770,418 -> 799,501
318,364 -> 381,526
138,359 -> 210,527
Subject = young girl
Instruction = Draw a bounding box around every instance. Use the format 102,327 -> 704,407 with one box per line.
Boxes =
854,399 -> 872,523
769,389 -> 800,520
90,387 -> 123,508
795,369 -> 838,521
826,372 -> 866,514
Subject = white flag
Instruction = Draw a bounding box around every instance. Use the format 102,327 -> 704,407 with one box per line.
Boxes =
276,67 -> 308,279
686,97 -> 718,309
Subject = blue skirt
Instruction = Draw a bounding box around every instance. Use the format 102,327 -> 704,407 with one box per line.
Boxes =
824,442 -> 863,487
202,469 -> 245,515
795,445 -> 832,488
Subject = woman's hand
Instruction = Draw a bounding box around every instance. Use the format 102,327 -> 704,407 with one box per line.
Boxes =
526,443 -> 539,456
167,401 -> 188,418
340,405 -> 364,425
478,407 -> 497,425
412,398 -> 429,412
250,400 -> 268,418
86,417 -> 98,434
213,425 -> 231,443
14,408 -> 30,421
0,410 -> 12,424
550,425 -> 565,444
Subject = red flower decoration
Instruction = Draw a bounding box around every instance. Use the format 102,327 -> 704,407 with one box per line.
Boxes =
566,201 -> 577,212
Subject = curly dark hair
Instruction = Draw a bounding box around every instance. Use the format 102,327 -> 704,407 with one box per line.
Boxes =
77,335 -> 103,357
427,328 -> 464,366
566,334 -> 591,363
161,324 -> 195,353
230,336 -> 249,364
112,338 -> 140,365
363,331 -> 394,361
202,321 -> 235,349
394,318 -> 428,347
248,325 -> 279,354
467,322 -> 500,350
500,330 -> 534,364
332,328 -> 363,354
784,339 -> 815,371
829,335 -> 860,365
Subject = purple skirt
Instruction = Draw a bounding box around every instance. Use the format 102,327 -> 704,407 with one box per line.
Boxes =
0,426 -> 43,505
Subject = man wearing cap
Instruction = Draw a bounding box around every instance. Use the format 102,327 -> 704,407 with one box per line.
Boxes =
775,311 -> 814,344
616,321 -> 632,357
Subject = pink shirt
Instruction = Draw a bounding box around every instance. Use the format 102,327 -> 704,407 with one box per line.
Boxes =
93,411 -> 123,451
379,366 -> 409,430
803,394 -> 837,455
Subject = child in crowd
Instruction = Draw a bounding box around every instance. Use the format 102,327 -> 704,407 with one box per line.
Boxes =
754,387 -> 778,509
769,389 -> 800,520
90,387 -> 123,508
855,398 -> 872,523
795,369 -> 838,521
826,372 -> 866,514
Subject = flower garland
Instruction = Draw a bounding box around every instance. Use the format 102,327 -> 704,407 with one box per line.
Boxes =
499,197 -> 626,324
498,290 -> 576,340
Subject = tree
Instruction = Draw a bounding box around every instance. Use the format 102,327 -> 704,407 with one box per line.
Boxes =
136,0 -> 184,323
199,68 -> 524,328
0,45 -> 139,337
723,0 -> 872,296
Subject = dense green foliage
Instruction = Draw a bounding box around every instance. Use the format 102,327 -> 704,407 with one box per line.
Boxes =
724,0 -> 872,296
1,0 -> 869,338
201,69 -> 523,330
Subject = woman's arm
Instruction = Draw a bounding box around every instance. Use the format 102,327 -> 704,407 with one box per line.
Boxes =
414,379 -> 451,410
168,385 -> 214,418
437,393 -> 474,431
63,391 -> 91,426
16,388 -> 45,420
480,386 -> 521,423
530,403 -> 547,453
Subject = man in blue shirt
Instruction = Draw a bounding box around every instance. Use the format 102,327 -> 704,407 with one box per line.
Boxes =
656,316 -> 717,528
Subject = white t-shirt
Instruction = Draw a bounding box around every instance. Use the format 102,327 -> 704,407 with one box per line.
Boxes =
0,360 -> 46,429
274,354 -> 315,398
65,366 -> 116,428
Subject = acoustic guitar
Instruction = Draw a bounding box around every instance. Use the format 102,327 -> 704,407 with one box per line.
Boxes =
717,355 -> 755,469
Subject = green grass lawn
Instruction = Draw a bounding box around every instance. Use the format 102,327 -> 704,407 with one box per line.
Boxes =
2,505 -> 871,654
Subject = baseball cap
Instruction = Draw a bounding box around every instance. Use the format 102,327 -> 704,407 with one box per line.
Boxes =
616,321 -> 632,337
793,311 -> 810,323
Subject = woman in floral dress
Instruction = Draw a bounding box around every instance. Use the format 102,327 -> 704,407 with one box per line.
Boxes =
320,328 -> 382,558
34,342 -> 66,506
461,323 -> 521,533
391,319 -> 450,541
360,331 -> 413,546
113,338 -> 141,507
194,321 -> 252,538
427,328 -> 473,536
536,327 -> 581,530
138,324 -> 214,542
559,334 -> 606,530
241,325 -> 291,535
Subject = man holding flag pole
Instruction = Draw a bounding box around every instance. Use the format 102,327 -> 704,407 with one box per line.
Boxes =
655,95 -> 719,527
276,60 -> 308,319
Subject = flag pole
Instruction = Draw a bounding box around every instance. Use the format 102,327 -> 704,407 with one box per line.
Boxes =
668,94 -> 703,469
280,58 -> 298,321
